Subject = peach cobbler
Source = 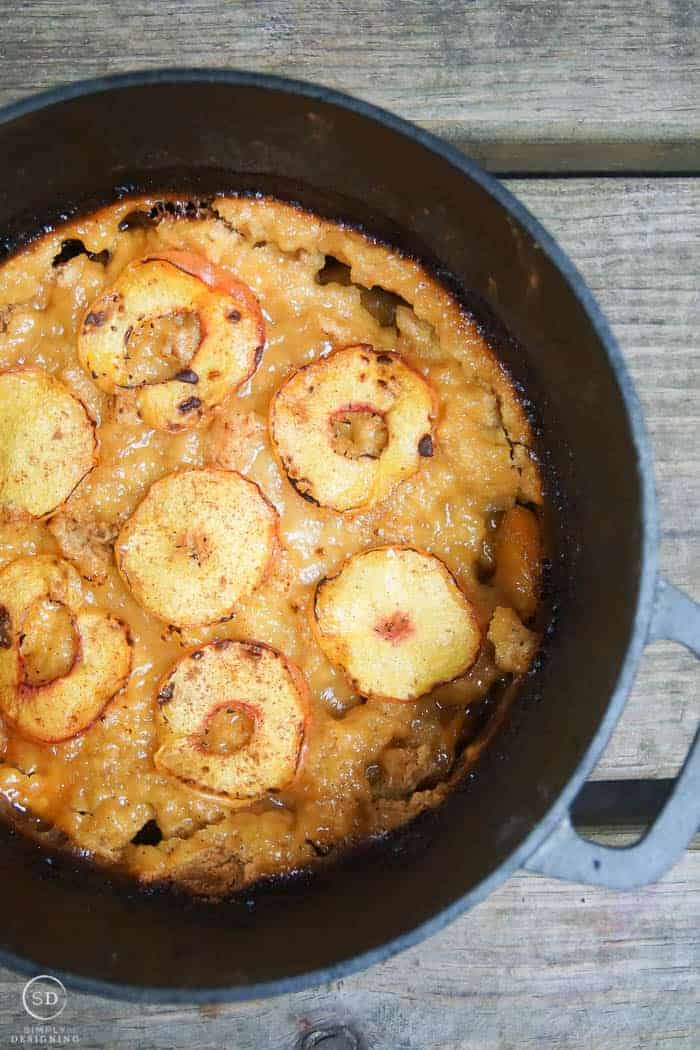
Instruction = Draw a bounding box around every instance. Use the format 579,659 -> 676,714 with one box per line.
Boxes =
0,196 -> 544,896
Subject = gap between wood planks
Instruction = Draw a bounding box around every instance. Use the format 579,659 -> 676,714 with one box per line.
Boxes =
452,142 -> 700,177
573,780 -> 699,847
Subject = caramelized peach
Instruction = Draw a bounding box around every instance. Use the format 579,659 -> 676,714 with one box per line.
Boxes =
154,640 -> 309,806
78,250 -> 265,431
0,369 -> 96,518
0,556 -> 131,742
115,468 -> 278,628
492,505 -> 542,621
270,345 -> 436,512
312,546 -> 481,702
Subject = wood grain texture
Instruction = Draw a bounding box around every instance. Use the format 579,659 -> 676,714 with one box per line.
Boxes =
0,0 -> 697,172
0,850 -> 698,1047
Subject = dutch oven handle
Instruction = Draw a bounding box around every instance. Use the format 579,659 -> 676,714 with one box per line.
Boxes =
524,578 -> 700,889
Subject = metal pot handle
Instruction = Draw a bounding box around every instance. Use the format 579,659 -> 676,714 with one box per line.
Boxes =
523,578 -> 700,889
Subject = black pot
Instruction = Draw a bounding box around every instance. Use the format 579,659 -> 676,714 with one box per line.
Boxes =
0,70 -> 697,1003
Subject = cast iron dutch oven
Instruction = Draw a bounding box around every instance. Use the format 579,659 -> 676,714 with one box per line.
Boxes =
0,71 -> 697,1003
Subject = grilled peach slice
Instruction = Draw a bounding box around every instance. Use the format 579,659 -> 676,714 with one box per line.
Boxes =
270,345 -> 436,512
0,555 -> 131,742
78,250 -> 265,431
116,468 -> 278,628
492,505 -> 542,621
0,369 -> 96,518
154,640 -> 309,806
313,546 -> 480,702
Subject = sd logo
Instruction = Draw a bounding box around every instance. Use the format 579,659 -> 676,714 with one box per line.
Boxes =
21,975 -> 67,1021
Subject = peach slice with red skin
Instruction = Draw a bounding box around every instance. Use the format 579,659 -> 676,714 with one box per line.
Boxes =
115,468 -> 278,629
492,505 -> 542,621
269,345 -> 437,512
0,555 -> 132,743
312,545 -> 481,702
0,368 -> 96,518
78,249 -> 265,431
154,640 -> 310,806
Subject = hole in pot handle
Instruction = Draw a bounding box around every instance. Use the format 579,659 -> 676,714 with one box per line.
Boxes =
524,578 -> 700,889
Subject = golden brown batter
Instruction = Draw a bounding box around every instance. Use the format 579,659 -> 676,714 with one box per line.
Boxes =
0,195 -> 544,897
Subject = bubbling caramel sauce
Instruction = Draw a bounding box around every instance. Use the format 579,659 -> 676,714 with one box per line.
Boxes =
0,196 -> 544,896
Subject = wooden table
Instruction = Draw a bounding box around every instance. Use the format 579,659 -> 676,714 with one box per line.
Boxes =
0,3 -> 697,1046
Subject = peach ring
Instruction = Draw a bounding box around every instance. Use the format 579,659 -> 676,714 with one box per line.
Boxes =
312,545 -> 481,702
270,345 -> 437,512
115,468 -> 278,629
78,249 -> 265,431
154,640 -> 309,806
0,555 -> 132,742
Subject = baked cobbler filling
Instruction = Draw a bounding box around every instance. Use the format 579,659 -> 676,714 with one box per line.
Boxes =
0,196 -> 544,897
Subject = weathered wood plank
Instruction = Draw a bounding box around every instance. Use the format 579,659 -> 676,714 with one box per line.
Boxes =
511,177 -> 699,782
0,0 -> 697,172
0,849 -> 697,1047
